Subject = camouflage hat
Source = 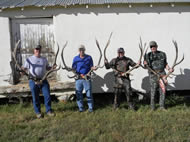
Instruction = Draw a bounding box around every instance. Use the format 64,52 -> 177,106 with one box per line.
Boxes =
149,41 -> 158,48
117,47 -> 125,53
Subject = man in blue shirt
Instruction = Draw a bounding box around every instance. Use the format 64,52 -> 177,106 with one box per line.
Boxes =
72,45 -> 96,112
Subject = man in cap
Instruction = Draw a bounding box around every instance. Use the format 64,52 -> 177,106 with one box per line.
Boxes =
105,47 -> 139,110
22,45 -> 55,118
144,41 -> 173,110
72,44 -> 97,112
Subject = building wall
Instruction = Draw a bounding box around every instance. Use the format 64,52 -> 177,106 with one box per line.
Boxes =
0,17 -> 12,86
0,4 -> 190,92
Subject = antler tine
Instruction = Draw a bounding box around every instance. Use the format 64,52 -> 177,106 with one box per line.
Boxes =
60,41 -> 72,71
60,41 -> 78,79
175,54 -> 184,67
41,46 -> 60,82
83,39 -> 103,79
165,40 -> 184,79
41,64 -> 61,82
104,32 -> 113,62
53,43 -> 59,66
171,40 -> 178,68
67,74 -> 78,79
12,40 -> 29,76
12,40 -> 21,69
95,38 -> 103,68
123,37 -> 144,76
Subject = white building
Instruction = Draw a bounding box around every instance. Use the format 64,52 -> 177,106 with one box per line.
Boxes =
0,0 -> 190,94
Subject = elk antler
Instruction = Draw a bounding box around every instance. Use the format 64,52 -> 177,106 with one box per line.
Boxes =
60,42 -> 78,79
164,40 -> 184,79
40,45 -> 61,83
122,37 -> 144,76
83,39 -> 103,80
11,40 -> 29,77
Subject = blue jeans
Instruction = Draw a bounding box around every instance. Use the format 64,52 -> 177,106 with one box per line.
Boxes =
75,79 -> 93,111
29,79 -> 52,114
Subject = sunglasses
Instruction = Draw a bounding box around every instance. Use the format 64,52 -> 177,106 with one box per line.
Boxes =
150,46 -> 157,48
35,48 -> 41,50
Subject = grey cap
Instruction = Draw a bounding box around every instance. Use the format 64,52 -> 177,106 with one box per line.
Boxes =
149,41 -> 158,47
117,47 -> 125,53
78,44 -> 86,51
35,45 -> 42,49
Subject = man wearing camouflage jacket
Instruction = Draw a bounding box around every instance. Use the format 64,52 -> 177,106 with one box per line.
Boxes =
105,47 -> 139,110
144,41 -> 173,110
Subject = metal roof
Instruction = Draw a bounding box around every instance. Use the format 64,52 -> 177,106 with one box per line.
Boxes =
0,0 -> 190,9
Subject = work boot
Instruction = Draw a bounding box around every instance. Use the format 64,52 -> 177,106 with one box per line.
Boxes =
128,103 -> 135,111
47,111 -> 55,117
88,109 -> 93,113
113,104 -> 119,110
36,113 -> 43,119
159,107 -> 167,111
151,105 -> 155,111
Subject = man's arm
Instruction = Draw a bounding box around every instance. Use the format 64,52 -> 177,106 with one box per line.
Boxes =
105,58 -> 116,69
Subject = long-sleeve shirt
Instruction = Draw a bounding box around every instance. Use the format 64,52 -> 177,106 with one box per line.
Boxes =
105,56 -> 136,78
144,50 -> 167,74
72,54 -> 93,75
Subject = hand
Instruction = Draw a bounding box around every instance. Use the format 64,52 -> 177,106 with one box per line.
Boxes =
137,61 -> 141,67
20,68 -> 27,76
52,64 -> 57,69
168,68 -> 174,73
80,74 -> 85,78
20,71 -> 25,76
104,59 -> 108,64
162,76 -> 168,84
120,72 -> 125,77
91,66 -> 98,71
143,60 -> 147,65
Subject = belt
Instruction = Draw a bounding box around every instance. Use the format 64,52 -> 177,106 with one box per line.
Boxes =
154,70 -> 163,73
76,75 -> 90,80
29,76 -> 42,82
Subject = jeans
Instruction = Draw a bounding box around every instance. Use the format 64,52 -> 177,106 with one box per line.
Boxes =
75,79 -> 93,111
29,79 -> 52,114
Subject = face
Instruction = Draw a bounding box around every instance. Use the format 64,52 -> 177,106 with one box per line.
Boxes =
150,46 -> 157,53
34,48 -> 41,57
79,49 -> 85,57
118,52 -> 124,58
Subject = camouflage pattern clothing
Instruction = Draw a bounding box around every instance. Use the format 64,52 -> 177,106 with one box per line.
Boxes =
105,56 -> 136,109
144,51 -> 168,109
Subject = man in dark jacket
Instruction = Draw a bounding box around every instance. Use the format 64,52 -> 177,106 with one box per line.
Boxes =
105,47 -> 139,110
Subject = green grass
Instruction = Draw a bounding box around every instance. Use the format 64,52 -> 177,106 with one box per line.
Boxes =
0,97 -> 190,142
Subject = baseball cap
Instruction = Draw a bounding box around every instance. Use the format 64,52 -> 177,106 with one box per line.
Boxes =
35,45 -> 42,49
149,41 -> 158,48
117,47 -> 125,53
78,44 -> 86,51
